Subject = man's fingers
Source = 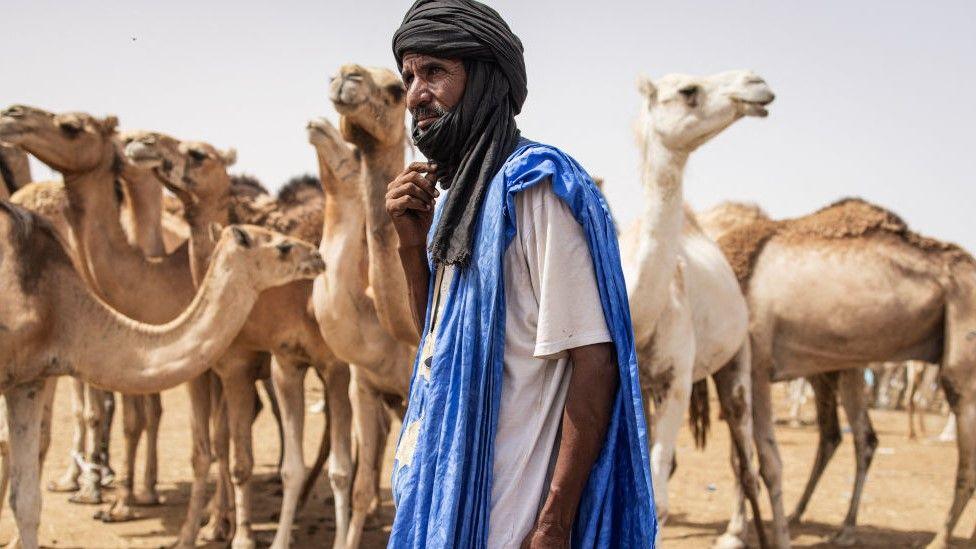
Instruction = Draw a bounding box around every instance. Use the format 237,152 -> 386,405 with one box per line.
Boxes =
387,182 -> 434,203
388,195 -> 431,216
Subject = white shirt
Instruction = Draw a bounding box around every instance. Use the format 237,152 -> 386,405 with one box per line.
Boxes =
488,179 -> 611,548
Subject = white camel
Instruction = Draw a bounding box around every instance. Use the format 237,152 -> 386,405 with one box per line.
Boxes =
618,70 -> 780,547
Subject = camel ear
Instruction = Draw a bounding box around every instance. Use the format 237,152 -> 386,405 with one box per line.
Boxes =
208,222 -> 224,244
220,148 -> 237,167
231,226 -> 252,248
99,115 -> 119,135
638,76 -> 657,102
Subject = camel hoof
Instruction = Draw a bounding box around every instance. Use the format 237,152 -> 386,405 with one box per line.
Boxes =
47,477 -> 80,493
231,535 -> 257,549
94,502 -> 137,523
134,491 -> 161,506
712,532 -> 746,549
69,487 -> 104,505
200,516 -> 234,543
829,527 -> 857,546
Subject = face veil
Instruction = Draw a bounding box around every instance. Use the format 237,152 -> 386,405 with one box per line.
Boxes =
393,0 -> 527,266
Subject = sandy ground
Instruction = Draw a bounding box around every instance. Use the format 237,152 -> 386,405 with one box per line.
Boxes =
0,379 -> 970,548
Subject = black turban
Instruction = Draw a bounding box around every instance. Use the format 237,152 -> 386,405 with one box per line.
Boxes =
393,0 -> 527,266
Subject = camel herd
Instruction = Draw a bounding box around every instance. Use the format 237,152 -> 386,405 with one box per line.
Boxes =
0,64 -> 973,549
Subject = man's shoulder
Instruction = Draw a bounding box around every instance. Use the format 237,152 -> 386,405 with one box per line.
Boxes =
503,138 -> 583,181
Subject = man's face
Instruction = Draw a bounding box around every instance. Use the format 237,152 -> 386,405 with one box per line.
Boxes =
401,53 -> 467,133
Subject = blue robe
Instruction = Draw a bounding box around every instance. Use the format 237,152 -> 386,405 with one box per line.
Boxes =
389,139 -> 656,548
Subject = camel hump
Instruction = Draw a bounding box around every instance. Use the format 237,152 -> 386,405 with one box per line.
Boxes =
782,197 -> 971,260
9,181 -> 68,218
716,218 -> 781,286
0,200 -> 71,291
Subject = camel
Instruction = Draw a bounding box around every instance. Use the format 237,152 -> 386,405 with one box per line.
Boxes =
308,66 -> 417,549
617,70 -> 777,548
0,196 -> 324,549
124,132 -> 351,549
719,197 -> 976,548
0,142 -> 31,197
1,161 -> 176,522
0,105 -> 202,519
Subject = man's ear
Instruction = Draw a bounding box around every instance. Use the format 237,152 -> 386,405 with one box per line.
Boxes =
208,222 -> 224,243
231,225 -> 252,248
637,76 -> 657,102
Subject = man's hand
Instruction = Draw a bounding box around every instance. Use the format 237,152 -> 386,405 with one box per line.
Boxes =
386,161 -> 440,247
520,521 -> 570,549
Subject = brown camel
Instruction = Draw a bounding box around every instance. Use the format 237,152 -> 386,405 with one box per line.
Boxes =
319,64 -> 422,548
720,198 -> 976,548
0,142 -> 31,197
309,105 -> 416,548
0,197 -> 325,549
0,105 -> 196,519
124,132 -> 351,549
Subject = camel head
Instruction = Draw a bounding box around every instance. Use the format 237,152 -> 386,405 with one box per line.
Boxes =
636,70 -> 774,153
212,224 -> 325,286
329,64 -> 406,149
123,131 -> 236,208
0,105 -> 118,174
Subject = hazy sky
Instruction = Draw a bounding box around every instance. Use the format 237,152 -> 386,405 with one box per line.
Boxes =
4,1 -> 975,251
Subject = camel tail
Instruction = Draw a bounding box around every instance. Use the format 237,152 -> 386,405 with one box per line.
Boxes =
689,379 -> 711,450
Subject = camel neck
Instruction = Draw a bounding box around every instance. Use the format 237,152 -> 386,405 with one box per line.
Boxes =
626,134 -> 688,337
359,141 -> 418,343
181,192 -> 230,286
52,246 -> 259,394
118,169 -> 165,257
62,160 -> 194,322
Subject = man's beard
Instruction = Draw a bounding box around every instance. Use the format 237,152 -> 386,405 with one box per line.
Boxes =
410,103 -> 449,138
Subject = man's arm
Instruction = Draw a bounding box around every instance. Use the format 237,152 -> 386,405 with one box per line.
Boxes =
386,161 -> 439,332
524,342 -> 619,548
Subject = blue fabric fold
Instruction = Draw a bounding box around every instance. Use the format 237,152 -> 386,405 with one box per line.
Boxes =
389,139 -> 656,548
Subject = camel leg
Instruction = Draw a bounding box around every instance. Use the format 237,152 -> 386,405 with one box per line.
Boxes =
326,364 -> 354,548
97,394 -> 145,522
224,369 -> 259,549
788,373 -> 841,525
202,375 -> 235,542
269,357 -> 308,549
751,358 -> 791,548
175,374 -> 214,549
98,390 -> 116,485
831,368 -> 878,546
259,376 -> 286,473
713,344 -> 767,549
70,384 -> 106,504
648,361 -> 693,530
345,372 -> 389,549
5,381 -> 48,549
139,393 -> 162,504
47,379 -> 86,493
298,368 -> 332,511
927,390 -> 975,549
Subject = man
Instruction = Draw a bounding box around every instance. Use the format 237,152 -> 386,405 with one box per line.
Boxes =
385,1 -> 656,547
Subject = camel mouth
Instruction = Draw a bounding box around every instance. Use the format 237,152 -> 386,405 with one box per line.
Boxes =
734,99 -> 772,118
0,120 -> 27,140
123,142 -> 164,168
298,255 -> 326,278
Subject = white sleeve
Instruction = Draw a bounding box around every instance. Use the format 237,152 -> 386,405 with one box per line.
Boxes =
515,179 -> 612,360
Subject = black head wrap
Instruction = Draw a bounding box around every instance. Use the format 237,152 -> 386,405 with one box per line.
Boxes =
393,0 -> 527,266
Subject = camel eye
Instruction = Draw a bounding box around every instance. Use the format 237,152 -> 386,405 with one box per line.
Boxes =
58,121 -> 83,137
678,85 -> 699,98
188,149 -> 207,162
276,242 -> 294,256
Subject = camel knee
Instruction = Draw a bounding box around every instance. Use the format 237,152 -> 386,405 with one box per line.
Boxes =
191,449 -> 212,477
329,469 -> 352,494
279,460 -> 305,489
230,458 -> 254,486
